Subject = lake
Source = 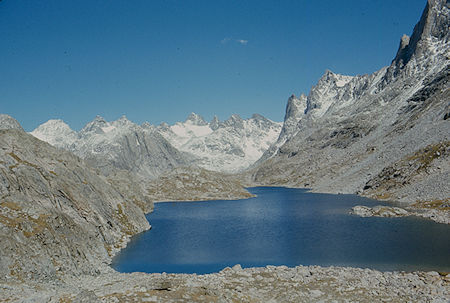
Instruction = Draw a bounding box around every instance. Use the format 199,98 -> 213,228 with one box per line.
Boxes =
112,187 -> 450,274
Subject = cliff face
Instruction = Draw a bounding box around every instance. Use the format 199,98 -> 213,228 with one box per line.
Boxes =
248,0 -> 450,205
0,122 -> 151,283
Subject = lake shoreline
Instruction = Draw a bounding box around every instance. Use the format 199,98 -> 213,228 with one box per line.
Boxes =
3,187 -> 449,302
2,264 -> 449,302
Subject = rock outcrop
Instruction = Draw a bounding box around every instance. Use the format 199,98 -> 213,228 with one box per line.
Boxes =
0,114 -> 24,131
0,128 -> 151,283
147,166 -> 254,202
247,0 -> 450,209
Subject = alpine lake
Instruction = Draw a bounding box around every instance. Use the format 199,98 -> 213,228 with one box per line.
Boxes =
112,187 -> 450,274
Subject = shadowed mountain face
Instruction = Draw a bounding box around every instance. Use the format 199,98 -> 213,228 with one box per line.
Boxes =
31,116 -> 194,180
249,0 -> 450,204
0,118 -> 151,282
31,113 -> 282,177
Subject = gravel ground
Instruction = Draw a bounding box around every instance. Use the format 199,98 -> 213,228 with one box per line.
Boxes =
1,265 -> 449,302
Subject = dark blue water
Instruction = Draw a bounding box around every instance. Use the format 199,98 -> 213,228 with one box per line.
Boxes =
112,187 -> 450,274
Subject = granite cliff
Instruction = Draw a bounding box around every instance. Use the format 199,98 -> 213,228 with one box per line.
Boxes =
248,0 -> 450,212
0,115 -> 151,284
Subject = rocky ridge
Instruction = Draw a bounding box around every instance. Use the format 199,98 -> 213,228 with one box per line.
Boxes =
32,112 -> 282,177
1,1 -> 449,301
31,116 -> 193,180
0,117 -> 152,284
248,0 -> 450,214
156,113 -> 282,173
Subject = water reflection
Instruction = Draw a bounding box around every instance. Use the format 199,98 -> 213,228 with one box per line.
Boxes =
112,187 -> 450,274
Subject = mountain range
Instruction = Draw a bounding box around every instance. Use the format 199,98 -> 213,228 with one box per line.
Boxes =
248,0 -> 449,206
31,112 -> 282,177
0,0 -> 449,300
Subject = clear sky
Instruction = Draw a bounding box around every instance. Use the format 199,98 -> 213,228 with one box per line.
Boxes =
1,0 -> 427,131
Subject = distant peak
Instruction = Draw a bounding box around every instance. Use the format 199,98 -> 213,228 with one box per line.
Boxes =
40,119 -> 70,126
33,119 -> 74,133
229,114 -> 242,120
115,115 -> 133,125
93,115 -> 107,122
319,70 -> 338,83
251,113 -> 267,121
185,112 -> 208,126
210,115 -> 221,130
80,115 -> 109,134
0,114 -> 24,131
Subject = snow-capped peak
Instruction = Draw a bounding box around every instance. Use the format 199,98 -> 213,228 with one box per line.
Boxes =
156,113 -> 282,172
185,112 -> 208,126
30,119 -> 77,148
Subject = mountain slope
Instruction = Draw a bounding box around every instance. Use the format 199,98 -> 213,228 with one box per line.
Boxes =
157,113 -> 282,172
248,0 -> 450,205
31,116 -> 193,179
0,116 -> 151,282
147,166 -> 254,202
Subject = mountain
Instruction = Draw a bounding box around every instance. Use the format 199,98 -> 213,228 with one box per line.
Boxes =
156,113 -> 282,172
0,116 -> 151,282
0,114 -> 25,131
31,116 -> 194,179
32,112 -> 281,176
248,0 -> 450,206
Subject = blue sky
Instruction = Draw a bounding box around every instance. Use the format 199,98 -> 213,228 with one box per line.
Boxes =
1,0 -> 426,131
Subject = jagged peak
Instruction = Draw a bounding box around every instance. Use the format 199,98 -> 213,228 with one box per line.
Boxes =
158,122 -> 170,128
117,114 -> 129,121
222,114 -> 244,128
251,113 -> 266,120
0,114 -> 24,131
185,112 -> 208,126
93,115 -> 107,123
318,70 -> 354,87
80,115 -> 109,134
113,115 -> 135,127
284,94 -> 307,122
141,121 -> 153,128
392,0 -> 449,67
210,115 -> 220,130
228,114 -> 243,121
210,115 -> 220,123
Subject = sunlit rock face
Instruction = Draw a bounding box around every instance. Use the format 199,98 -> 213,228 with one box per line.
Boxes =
249,0 -> 450,205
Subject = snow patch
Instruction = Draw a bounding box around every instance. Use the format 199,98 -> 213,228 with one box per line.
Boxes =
101,125 -> 116,133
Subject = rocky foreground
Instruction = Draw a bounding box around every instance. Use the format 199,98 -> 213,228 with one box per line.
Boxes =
1,264 -> 449,302
1,1 -> 450,301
